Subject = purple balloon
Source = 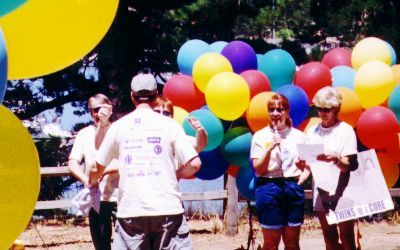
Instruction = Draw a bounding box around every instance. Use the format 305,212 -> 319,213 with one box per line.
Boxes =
221,41 -> 257,74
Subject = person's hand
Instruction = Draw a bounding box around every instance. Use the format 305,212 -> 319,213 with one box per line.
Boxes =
188,116 -> 205,133
316,154 -> 340,165
98,104 -> 113,127
295,159 -> 306,171
269,134 -> 281,150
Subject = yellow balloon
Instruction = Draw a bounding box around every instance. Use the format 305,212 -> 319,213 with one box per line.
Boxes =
173,106 -> 189,125
351,37 -> 391,70
192,52 -> 233,92
391,64 -> 400,84
0,106 -> 40,249
0,0 -> 119,79
336,87 -> 363,127
354,61 -> 395,108
205,72 -> 250,121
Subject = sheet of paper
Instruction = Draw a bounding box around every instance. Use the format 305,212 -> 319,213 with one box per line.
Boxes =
296,143 -> 324,163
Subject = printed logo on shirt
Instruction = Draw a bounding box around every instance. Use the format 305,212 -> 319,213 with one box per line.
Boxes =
134,118 -> 141,124
154,145 -> 162,155
124,154 -> 133,165
265,142 -> 271,149
147,137 -> 161,143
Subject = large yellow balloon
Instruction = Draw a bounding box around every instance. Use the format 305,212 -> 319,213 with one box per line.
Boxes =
192,52 -> 233,92
0,0 -> 119,79
351,37 -> 391,70
0,106 -> 40,249
354,61 -> 395,108
173,106 -> 189,125
205,72 -> 250,121
336,87 -> 363,127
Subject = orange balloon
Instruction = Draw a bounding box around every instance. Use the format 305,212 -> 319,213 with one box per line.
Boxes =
245,91 -> 275,132
297,117 -> 322,133
391,64 -> 400,84
377,151 -> 400,188
226,164 -> 240,178
336,87 -> 363,127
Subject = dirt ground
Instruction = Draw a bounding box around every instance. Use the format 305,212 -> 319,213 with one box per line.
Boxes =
16,217 -> 400,250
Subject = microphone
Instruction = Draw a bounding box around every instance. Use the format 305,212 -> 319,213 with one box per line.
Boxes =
273,127 -> 281,151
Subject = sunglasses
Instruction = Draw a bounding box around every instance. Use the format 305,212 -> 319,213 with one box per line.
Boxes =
268,107 -> 285,113
155,110 -> 171,117
316,107 -> 333,113
90,107 -> 101,113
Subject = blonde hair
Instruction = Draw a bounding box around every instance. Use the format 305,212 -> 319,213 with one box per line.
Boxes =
312,86 -> 342,108
88,93 -> 111,109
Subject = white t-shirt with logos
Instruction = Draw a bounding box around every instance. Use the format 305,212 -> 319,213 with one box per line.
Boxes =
250,126 -> 306,178
306,121 -> 358,211
69,125 -> 119,202
96,108 -> 198,218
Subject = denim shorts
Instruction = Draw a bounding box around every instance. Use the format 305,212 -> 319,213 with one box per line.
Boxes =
255,178 -> 305,229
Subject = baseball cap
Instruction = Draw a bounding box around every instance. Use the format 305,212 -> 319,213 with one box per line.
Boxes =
131,73 -> 157,97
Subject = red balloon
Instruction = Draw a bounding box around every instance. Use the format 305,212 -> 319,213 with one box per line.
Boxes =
240,70 -> 271,99
163,74 -> 206,112
378,133 -> 400,163
294,62 -> 332,102
226,164 -> 240,178
356,107 -> 399,149
321,48 -> 352,69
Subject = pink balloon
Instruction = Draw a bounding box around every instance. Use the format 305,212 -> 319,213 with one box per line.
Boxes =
240,70 -> 271,99
357,107 -> 399,149
163,74 -> 206,112
294,62 -> 332,102
321,48 -> 352,69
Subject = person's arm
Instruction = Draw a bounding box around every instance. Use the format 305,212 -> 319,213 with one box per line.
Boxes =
89,162 -> 106,187
295,160 -> 311,185
176,156 -> 201,179
187,117 -> 208,153
316,153 -> 358,172
99,164 -> 119,182
95,104 -> 113,149
68,159 -> 89,187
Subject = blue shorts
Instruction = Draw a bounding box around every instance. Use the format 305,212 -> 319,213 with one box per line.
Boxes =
255,178 -> 305,229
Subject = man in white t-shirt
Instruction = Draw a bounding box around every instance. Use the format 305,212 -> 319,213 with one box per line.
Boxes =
90,73 -> 201,250
68,93 -> 118,250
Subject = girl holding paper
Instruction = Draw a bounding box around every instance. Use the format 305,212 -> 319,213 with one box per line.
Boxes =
304,86 -> 359,250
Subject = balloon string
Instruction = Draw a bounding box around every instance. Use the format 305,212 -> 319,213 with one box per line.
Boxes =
32,221 -> 49,249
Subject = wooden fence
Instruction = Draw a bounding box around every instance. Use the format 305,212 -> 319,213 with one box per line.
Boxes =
36,167 -> 400,236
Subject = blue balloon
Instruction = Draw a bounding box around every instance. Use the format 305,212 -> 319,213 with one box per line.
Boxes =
195,147 -> 229,180
221,127 -> 252,167
276,85 -> 309,127
258,49 -> 296,90
386,42 -> 397,66
210,41 -> 228,53
388,85 -> 400,123
330,66 -> 355,89
221,41 -> 257,73
0,0 -> 27,17
183,109 -> 224,151
177,39 -> 212,75
0,29 -> 7,104
236,166 -> 256,200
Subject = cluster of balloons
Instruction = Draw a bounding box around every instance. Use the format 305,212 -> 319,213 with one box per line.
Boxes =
165,37 -> 400,201
0,1 -> 119,248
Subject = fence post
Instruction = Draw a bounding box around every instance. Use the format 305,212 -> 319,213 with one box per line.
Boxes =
224,175 -> 238,236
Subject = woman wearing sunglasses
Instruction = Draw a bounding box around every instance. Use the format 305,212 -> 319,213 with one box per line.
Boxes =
250,94 -> 309,250
303,86 -> 358,250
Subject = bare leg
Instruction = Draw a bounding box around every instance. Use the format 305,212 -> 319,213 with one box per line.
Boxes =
338,220 -> 356,250
317,211 -> 341,250
282,226 -> 301,250
262,228 -> 283,250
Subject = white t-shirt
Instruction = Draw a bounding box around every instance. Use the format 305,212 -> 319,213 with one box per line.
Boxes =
96,108 -> 198,218
250,126 -> 306,178
306,121 -> 358,210
69,125 -> 119,202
